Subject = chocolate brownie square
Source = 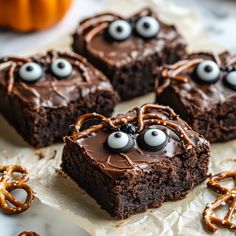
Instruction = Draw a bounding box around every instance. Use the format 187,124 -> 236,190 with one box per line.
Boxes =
61,104 -> 210,219
72,8 -> 186,100
0,51 -> 119,147
156,51 -> 236,143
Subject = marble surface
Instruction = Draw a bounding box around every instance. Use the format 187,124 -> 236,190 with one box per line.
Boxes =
0,198 -> 89,236
171,0 -> 236,51
1,0 -> 236,235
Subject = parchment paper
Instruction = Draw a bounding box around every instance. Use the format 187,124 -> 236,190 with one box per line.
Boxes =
0,0 -> 235,235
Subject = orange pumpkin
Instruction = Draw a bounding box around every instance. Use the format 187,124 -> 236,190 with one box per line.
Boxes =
0,0 -> 72,32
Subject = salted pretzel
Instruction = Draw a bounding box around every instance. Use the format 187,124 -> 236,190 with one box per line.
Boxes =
203,171 -> 236,232
0,165 -> 34,215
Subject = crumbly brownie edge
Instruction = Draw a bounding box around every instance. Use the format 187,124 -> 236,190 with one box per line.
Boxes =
156,86 -> 236,143
0,86 -> 118,148
72,30 -> 187,101
61,138 -> 210,219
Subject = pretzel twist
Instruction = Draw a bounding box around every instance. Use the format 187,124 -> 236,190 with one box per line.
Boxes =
203,171 -> 236,232
0,165 -> 34,215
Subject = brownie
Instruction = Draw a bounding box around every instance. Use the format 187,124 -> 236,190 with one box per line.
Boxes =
72,8 -> 187,100
61,103 -> 210,219
0,50 -> 119,148
156,51 -> 236,143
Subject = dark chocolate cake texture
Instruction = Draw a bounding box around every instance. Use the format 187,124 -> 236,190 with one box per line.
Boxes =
156,51 -> 236,143
72,8 -> 187,100
62,104 -> 210,219
0,50 -> 119,147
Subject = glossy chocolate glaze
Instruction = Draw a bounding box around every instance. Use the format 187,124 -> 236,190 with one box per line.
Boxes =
73,8 -> 186,68
156,52 -> 236,110
0,51 -> 115,110
66,104 -> 208,179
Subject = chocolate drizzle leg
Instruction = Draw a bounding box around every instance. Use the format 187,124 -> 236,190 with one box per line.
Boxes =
71,104 -> 193,149
156,51 -> 236,143
0,51 -> 97,94
0,50 -> 119,147
72,8 -> 187,100
62,103 -> 210,219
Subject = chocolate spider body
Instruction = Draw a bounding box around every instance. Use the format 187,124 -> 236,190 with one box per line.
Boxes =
72,8 -> 186,100
0,51 -> 118,147
156,51 -> 236,143
62,104 -> 210,219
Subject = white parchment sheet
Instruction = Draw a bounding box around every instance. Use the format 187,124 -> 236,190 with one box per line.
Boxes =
0,0 -> 235,235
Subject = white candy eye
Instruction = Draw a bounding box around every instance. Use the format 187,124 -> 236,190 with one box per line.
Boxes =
135,16 -> 160,39
196,60 -> 220,83
51,59 -> 73,78
19,62 -> 43,82
224,71 -> 236,90
108,20 -> 132,41
106,131 -> 134,153
137,128 -> 167,151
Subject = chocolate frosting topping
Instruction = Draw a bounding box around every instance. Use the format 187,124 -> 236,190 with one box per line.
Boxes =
0,51 -> 114,110
74,8 -> 186,68
66,104 -> 208,179
156,52 -> 236,110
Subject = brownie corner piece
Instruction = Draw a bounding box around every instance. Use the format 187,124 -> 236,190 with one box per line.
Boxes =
72,8 -> 186,100
156,51 -> 236,143
61,103 -> 210,219
0,51 -> 119,148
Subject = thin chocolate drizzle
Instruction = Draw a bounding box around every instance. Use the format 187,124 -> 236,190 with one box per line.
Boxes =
71,104 -> 193,149
156,53 -> 223,96
156,58 -> 203,95
0,50 -> 96,94
80,13 -> 120,58
80,8 -> 153,45
106,153 -> 135,170
79,8 -> 163,63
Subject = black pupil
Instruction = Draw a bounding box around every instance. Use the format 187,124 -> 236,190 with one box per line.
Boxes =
204,65 -> 213,73
58,62 -> 65,69
116,26 -> 123,33
26,65 -> 34,72
151,130 -> 158,136
143,22 -> 150,29
114,132 -> 122,138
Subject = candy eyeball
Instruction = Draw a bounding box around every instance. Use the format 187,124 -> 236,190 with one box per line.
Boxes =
108,20 -> 132,41
137,128 -> 167,151
19,62 -> 43,82
224,71 -> 236,90
135,16 -> 160,39
106,131 -> 134,153
196,60 -> 220,83
50,59 -> 73,79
